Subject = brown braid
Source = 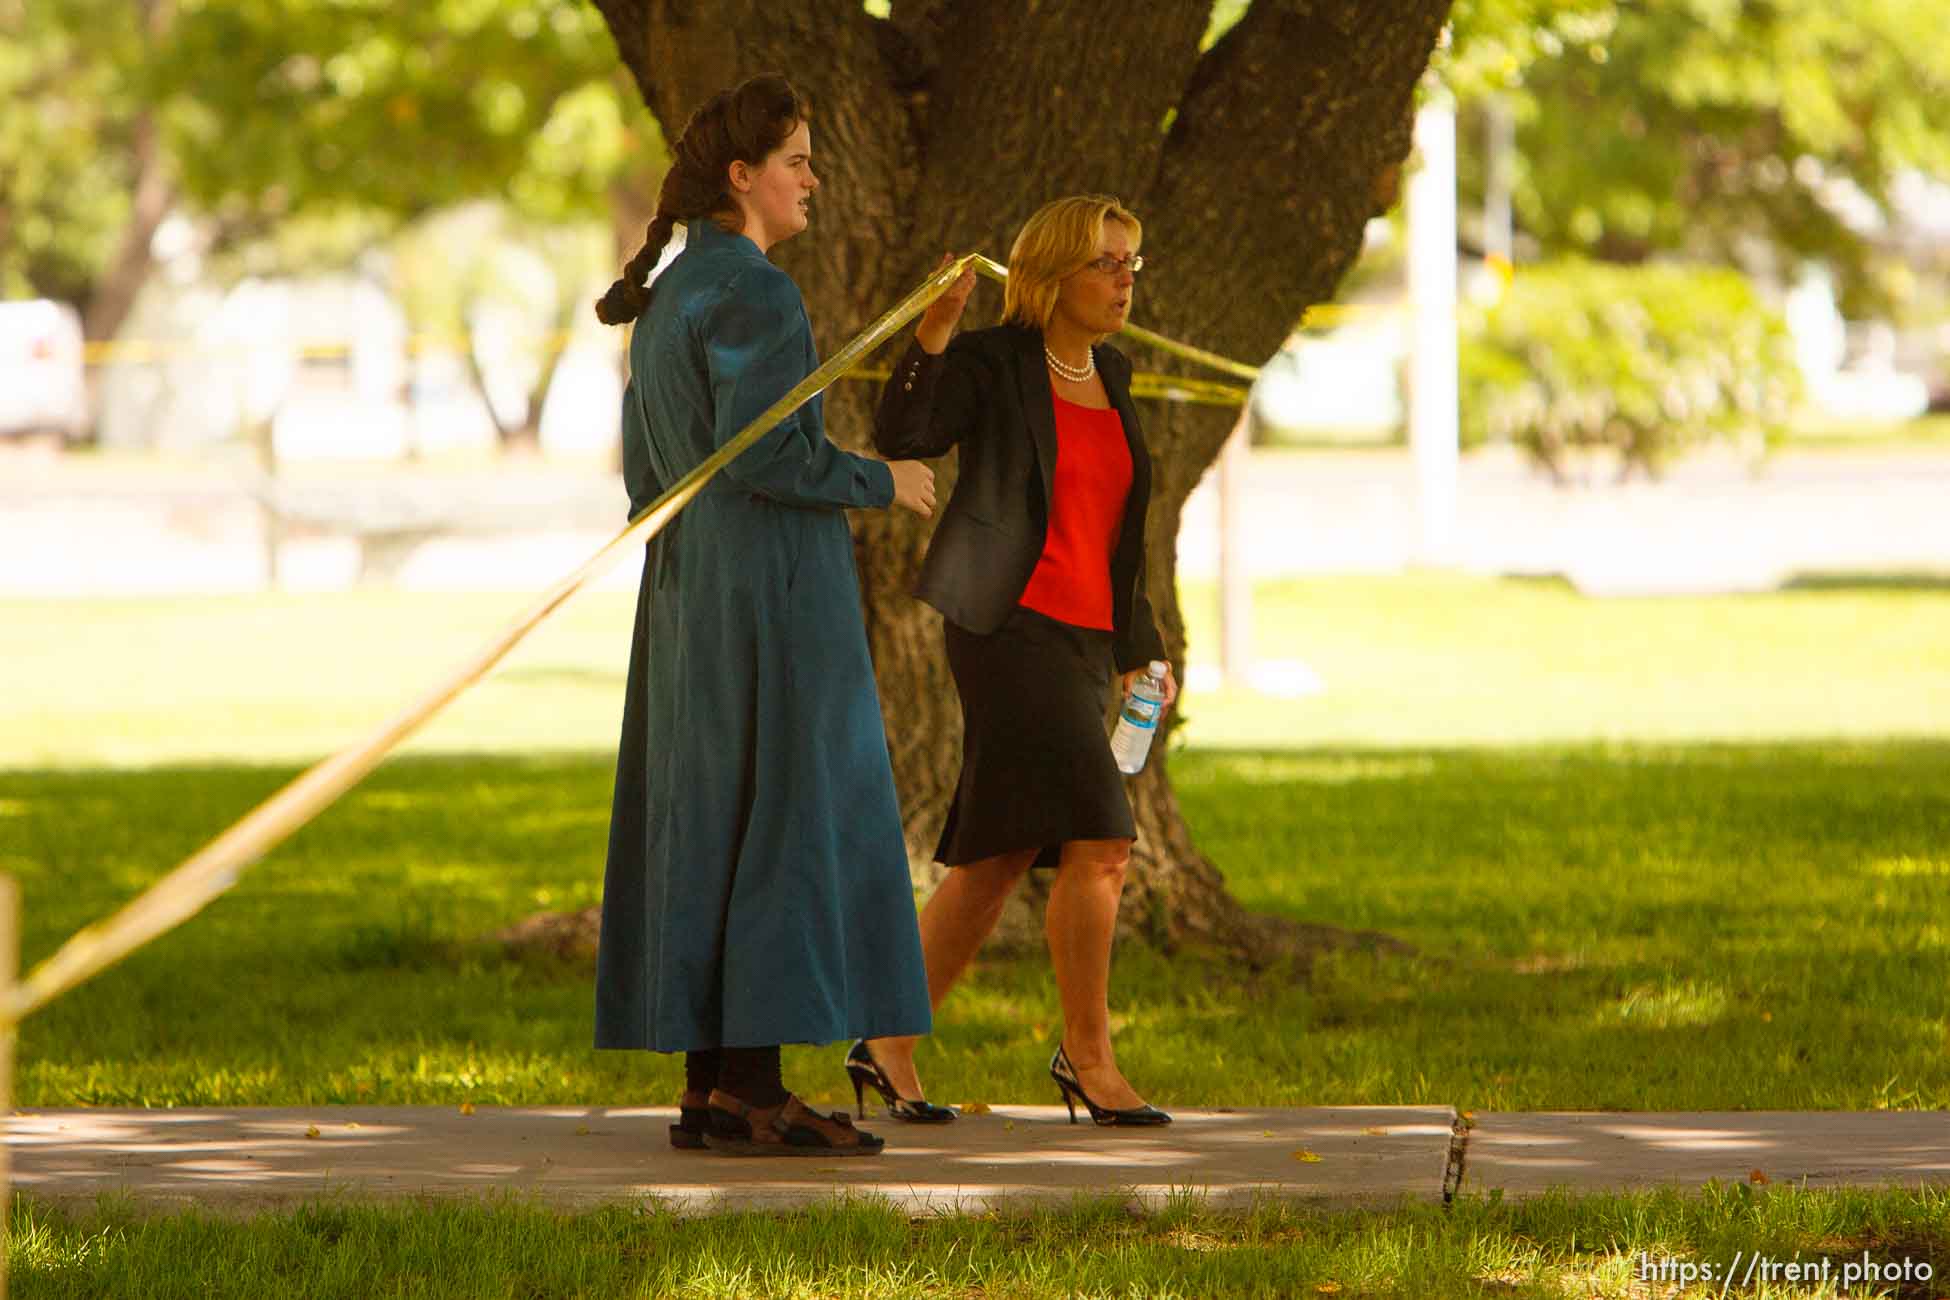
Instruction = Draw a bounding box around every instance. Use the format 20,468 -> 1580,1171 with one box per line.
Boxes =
595,74 -> 810,326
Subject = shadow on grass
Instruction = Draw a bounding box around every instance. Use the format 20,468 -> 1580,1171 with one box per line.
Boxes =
1782,571 -> 1950,593
7,740 -> 1950,1110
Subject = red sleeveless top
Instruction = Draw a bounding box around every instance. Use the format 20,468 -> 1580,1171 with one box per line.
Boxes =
1017,394 -> 1134,630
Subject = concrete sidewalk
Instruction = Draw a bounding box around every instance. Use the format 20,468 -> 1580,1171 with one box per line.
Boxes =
1463,1111 -> 1950,1196
7,1105 -> 1456,1214
10,1107 -> 1946,1216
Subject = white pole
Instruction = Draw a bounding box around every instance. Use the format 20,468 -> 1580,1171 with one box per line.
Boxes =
1216,403 -> 1252,684
1407,95 -> 1460,564
1484,96 -> 1515,266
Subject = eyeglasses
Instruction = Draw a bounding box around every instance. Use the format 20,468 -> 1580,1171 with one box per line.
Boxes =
1082,254 -> 1144,276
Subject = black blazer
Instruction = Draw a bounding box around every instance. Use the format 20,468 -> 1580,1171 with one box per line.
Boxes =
873,322 -> 1167,673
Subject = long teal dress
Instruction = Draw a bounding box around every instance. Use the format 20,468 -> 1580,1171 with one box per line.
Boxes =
595,221 -> 932,1052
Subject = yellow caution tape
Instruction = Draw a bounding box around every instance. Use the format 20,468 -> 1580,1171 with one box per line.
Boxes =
962,254 -> 1262,383
81,332 -> 571,366
1128,374 -> 1251,406
1298,302 -> 1402,329
84,273 -> 1461,370
847,363 -> 1244,406
83,252 -> 1265,396
4,251 -> 1260,1026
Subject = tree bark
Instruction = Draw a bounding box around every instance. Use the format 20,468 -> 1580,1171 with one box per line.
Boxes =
82,0 -> 177,346
584,0 -> 1451,963
81,113 -> 172,346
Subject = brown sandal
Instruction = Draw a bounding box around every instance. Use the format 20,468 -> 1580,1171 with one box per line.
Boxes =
669,1088 -> 712,1150
702,1089 -> 885,1157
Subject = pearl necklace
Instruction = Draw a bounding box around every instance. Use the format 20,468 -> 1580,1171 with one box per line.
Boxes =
1044,344 -> 1095,384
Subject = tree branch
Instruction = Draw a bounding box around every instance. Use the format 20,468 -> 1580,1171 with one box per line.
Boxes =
1144,0 -> 1449,367
898,1 -> 1212,284
588,0 -> 673,126
83,108 -> 173,342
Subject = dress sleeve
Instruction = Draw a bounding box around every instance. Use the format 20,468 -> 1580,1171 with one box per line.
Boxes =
702,265 -> 895,510
872,334 -> 988,460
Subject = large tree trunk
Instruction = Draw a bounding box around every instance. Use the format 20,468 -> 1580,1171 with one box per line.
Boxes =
586,0 -> 1449,963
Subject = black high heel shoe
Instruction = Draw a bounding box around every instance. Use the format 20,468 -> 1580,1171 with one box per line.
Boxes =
1049,1044 -> 1172,1127
845,1040 -> 956,1123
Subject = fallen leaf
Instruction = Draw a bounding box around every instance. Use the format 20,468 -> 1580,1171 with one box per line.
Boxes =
574,1125 -> 591,1136
459,1102 -> 476,1117
1261,1130 -> 1276,1138
304,1125 -> 321,1139
1004,1120 -> 1016,1131
1292,1149 -> 1323,1163
1316,1283 -> 1342,1294
1749,1168 -> 1769,1185
960,1102 -> 993,1115
1760,1011 -> 1773,1022
1363,1126 -> 1388,1136
344,1122 -> 360,1129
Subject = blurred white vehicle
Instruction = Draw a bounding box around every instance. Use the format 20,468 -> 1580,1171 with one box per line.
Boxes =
0,299 -> 88,441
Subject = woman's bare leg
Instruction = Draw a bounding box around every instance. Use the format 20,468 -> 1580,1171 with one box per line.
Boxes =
867,848 -> 1036,1098
1045,837 -> 1146,1110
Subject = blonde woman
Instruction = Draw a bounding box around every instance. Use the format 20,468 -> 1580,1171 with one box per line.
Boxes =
855,195 -> 1178,1127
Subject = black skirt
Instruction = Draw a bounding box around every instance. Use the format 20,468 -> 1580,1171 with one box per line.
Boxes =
936,605 -> 1136,870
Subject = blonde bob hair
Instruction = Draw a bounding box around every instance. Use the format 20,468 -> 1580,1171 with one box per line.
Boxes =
1001,195 -> 1142,332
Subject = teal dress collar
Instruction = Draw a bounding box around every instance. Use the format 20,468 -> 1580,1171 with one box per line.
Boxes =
685,219 -> 764,260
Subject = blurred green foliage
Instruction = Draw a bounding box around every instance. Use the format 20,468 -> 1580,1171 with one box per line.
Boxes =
1459,260 -> 1800,480
0,0 -> 149,303
158,0 -> 631,220
11,0 -> 1948,353
0,0 -> 653,313
1444,1 -> 1950,319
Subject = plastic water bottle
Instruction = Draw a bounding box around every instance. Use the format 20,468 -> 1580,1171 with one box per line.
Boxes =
1110,660 -> 1170,775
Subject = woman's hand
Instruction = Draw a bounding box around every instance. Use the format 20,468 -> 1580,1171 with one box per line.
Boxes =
915,253 -> 977,355
887,459 -> 936,518
1120,662 -> 1177,711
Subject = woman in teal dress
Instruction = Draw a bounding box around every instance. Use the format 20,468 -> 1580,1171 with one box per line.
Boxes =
592,74 -> 937,1157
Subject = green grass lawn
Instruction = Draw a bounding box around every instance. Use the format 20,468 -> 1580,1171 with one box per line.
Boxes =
4,575 -> 1946,1113
6,741 -> 1946,1114
14,1185 -> 1947,1299
4,575 -> 1948,1294
1172,573 -> 1950,749
1782,412 -> 1950,449
6,572 -> 1949,766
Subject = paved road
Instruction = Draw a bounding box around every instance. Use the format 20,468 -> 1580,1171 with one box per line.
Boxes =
1175,444 -> 1950,593
4,445 -> 1946,597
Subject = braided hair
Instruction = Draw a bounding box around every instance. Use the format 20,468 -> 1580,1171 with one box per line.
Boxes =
595,73 -> 810,326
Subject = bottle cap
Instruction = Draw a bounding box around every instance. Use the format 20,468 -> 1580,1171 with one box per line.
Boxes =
1148,660 -> 1168,676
